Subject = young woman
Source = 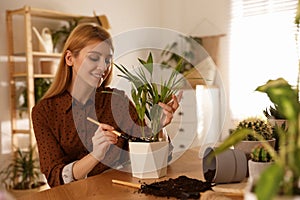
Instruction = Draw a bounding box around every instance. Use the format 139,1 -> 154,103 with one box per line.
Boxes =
32,23 -> 180,187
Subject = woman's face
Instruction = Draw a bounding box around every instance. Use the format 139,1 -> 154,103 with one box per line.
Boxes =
71,41 -> 113,88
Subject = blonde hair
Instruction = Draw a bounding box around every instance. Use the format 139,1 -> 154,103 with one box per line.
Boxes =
42,23 -> 113,99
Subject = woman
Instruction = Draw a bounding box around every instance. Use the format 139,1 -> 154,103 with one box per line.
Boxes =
32,23 -> 180,187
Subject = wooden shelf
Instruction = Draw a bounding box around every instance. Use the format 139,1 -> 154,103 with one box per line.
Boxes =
7,5 -> 96,21
13,73 -> 55,78
6,5 -> 104,152
12,129 -> 30,134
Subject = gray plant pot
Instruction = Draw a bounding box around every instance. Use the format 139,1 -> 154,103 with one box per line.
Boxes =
202,147 -> 247,184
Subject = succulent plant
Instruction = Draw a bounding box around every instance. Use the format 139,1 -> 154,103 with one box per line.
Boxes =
250,145 -> 273,162
233,117 -> 273,141
263,104 -> 286,120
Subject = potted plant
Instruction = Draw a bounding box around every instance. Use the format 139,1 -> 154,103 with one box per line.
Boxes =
263,104 -> 288,151
230,117 -> 276,159
0,146 -> 48,198
248,144 -> 274,183
213,78 -> 300,199
160,35 -> 218,87
51,19 -> 79,53
114,52 -> 184,178
18,78 -> 52,118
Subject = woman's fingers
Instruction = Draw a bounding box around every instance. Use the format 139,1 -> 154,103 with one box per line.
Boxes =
93,124 -> 118,144
158,91 -> 183,127
171,91 -> 183,110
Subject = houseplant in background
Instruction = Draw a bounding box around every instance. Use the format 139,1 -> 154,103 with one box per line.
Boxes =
0,146 -> 48,198
230,117 -> 275,159
114,52 -> 184,178
263,104 -> 287,151
17,78 -> 52,118
248,144 -> 274,183
51,18 -> 79,53
161,36 -> 210,87
214,78 -> 300,199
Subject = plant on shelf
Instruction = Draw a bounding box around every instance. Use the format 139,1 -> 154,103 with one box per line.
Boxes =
160,36 -> 210,87
0,146 -> 46,195
160,36 -> 202,74
51,19 -> 80,52
114,52 -> 184,142
17,78 -> 52,118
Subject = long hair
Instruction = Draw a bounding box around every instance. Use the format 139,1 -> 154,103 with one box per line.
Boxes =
42,23 -> 114,99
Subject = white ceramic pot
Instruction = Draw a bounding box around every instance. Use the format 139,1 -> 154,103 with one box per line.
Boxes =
244,180 -> 300,200
202,147 -> 247,183
248,160 -> 273,183
129,141 -> 169,179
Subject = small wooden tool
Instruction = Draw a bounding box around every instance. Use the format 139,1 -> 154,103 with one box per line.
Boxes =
86,117 -> 147,142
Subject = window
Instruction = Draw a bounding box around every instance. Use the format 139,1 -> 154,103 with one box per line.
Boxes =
229,0 -> 298,119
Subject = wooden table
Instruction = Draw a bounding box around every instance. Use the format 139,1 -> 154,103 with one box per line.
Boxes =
16,148 -> 246,200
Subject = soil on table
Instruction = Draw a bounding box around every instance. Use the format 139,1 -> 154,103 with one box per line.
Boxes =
138,175 -> 214,199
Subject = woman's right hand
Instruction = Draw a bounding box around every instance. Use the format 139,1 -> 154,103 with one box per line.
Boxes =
90,124 -> 118,161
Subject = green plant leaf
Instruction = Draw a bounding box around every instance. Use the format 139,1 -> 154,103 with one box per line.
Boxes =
138,52 -> 153,75
255,163 -> 284,200
213,128 -> 255,155
256,78 -> 299,122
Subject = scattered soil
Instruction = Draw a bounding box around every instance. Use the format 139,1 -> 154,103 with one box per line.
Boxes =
204,169 -> 216,182
139,175 -> 214,199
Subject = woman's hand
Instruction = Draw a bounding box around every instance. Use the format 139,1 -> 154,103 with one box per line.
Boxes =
159,91 -> 183,127
90,123 -> 118,161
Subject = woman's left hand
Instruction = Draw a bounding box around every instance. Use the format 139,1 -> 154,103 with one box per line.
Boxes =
159,91 -> 183,127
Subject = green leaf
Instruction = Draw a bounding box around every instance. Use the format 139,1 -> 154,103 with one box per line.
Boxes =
256,78 -> 299,121
213,128 -> 255,155
255,163 -> 284,200
138,52 -> 153,75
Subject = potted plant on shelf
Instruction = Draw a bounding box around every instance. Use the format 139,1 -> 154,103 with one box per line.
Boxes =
248,144 -> 274,183
214,78 -> 300,199
51,19 -> 79,53
0,146 -> 48,198
114,52 -> 184,178
230,117 -> 275,159
18,78 -> 52,118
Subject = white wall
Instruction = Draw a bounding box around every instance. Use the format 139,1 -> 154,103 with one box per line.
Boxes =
0,0 -> 230,153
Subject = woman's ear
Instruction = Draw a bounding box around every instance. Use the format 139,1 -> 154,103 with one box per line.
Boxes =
65,50 -> 73,66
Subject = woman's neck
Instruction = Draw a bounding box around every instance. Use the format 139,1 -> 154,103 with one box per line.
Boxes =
68,76 -> 96,104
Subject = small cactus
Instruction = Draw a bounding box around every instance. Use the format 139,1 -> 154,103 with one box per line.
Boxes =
250,145 -> 273,162
234,117 -> 273,141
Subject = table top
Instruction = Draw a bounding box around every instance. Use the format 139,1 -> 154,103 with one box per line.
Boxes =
16,148 -> 246,200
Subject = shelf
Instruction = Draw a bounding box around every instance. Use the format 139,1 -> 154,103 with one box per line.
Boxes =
7,6 -> 96,21
6,5 -> 106,154
12,129 -> 30,134
11,52 -> 61,58
13,73 -> 55,78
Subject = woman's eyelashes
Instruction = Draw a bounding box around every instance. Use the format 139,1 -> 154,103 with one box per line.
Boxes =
88,53 -> 100,62
87,53 -> 112,66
